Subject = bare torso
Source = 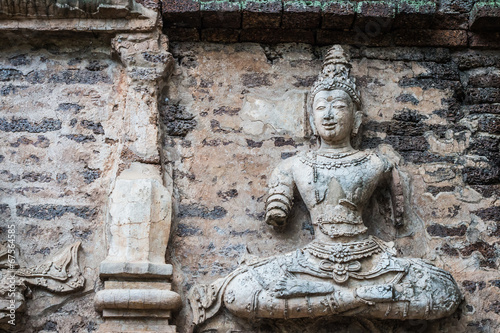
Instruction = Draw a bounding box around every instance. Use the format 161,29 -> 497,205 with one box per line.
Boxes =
280,150 -> 389,244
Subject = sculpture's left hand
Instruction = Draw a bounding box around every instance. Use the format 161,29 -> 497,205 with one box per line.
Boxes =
265,208 -> 287,227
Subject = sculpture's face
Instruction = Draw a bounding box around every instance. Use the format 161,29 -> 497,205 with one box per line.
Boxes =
313,89 -> 354,144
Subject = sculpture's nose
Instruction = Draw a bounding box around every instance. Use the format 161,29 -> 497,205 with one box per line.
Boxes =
324,104 -> 335,119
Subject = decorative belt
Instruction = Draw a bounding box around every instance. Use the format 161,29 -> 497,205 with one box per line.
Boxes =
301,238 -> 382,283
305,238 -> 381,263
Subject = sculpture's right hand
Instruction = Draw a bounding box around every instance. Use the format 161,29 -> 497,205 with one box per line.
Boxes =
265,208 -> 287,227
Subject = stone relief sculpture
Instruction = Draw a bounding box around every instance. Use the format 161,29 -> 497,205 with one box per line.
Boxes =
188,45 -> 463,326
0,241 -> 84,326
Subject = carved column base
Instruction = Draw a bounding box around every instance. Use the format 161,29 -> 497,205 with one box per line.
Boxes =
95,280 -> 181,333
99,262 -> 173,279
97,318 -> 176,333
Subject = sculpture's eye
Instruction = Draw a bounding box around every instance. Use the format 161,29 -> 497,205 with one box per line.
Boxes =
332,102 -> 347,110
316,105 -> 326,110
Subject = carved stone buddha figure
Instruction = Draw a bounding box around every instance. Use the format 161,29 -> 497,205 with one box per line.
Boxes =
189,45 -> 462,326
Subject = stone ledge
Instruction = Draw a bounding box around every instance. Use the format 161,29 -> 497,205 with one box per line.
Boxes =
97,319 -> 177,333
470,2 -> 500,31
99,262 -> 173,278
161,0 -> 500,31
168,28 -> 469,48
0,18 -> 159,32
102,309 -> 172,318
0,0 -> 159,32
160,0 -> 500,47
95,289 -> 182,311
0,0 -> 151,19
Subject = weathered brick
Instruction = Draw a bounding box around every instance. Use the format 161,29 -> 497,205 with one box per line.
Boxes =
48,70 -> 111,84
85,60 -> 109,72
0,83 -> 28,95
469,32 -> 500,49
470,2 -> 500,31
162,0 -> 201,28
486,301 -> 500,314
468,134 -> 500,164
433,0 -> 474,30
321,0 -> 355,30
164,28 -> 200,42
394,30 -> 467,48
396,93 -> 420,105
468,70 -> 500,88
178,203 -> 227,220
354,1 -> 396,33
400,151 -> 455,164
213,106 -> 240,116
176,223 -> 202,237
385,135 -> 429,152
466,88 -> 500,104
282,0 -> 321,29
316,30 -> 392,46
453,50 -> 500,69
240,29 -> 314,44
201,28 -> 239,43
427,224 -> 467,237
473,206 -> 500,222
359,47 -> 450,62
82,166 -> 101,184
465,104 -> 500,115
477,114 -> 500,135
393,0 -> 436,29
24,70 -> 46,84
432,12 -> 468,30
242,0 -> 282,29
0,68 -> 22,81
21,172 -> 52,183
460,240 -> 497,268
135,0 -> 161,10
0,118 -> 61,133
462,280 -> 486,294
471,185 -> 500,198
0,204 -> 11,219
58,103 -> 84,113
426,185 -> 456,195
417,62 -> 460,80
246,139 -> 263,148
201,1 -> 241,29
81,120 -> 104,135
463,164 -> 500,185
8,54 -> 30,66
64,134 -> 96,143
241,73 -> 273,88
16,204 -> 97,220
439,0 -> 476,14
160,101 -> 197,137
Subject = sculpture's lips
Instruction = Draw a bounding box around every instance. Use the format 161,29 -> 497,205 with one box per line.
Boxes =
322,122 -> 337,129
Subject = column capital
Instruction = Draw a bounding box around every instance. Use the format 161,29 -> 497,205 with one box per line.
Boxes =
112,30 -> 174,82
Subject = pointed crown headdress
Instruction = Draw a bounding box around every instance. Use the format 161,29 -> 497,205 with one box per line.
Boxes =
309,45 -> 361,108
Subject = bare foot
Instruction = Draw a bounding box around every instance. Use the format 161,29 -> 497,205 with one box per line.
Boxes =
273,275 -> 335,298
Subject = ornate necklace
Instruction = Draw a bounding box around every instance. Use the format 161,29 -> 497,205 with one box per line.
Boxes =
300,152 -> 371,202
315,150 -> 359,159
300,151 -> 370,171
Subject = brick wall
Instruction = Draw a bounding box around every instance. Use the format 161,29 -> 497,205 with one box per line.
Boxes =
0,33 -> 121,331
1,28 -> 499,333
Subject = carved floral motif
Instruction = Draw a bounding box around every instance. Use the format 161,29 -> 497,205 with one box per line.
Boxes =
0,242 -> 84,326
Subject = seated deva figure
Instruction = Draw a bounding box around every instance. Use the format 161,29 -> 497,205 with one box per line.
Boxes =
189,46 -> 462,326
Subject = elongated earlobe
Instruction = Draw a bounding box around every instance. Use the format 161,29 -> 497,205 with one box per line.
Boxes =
352,110 -> 363,137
